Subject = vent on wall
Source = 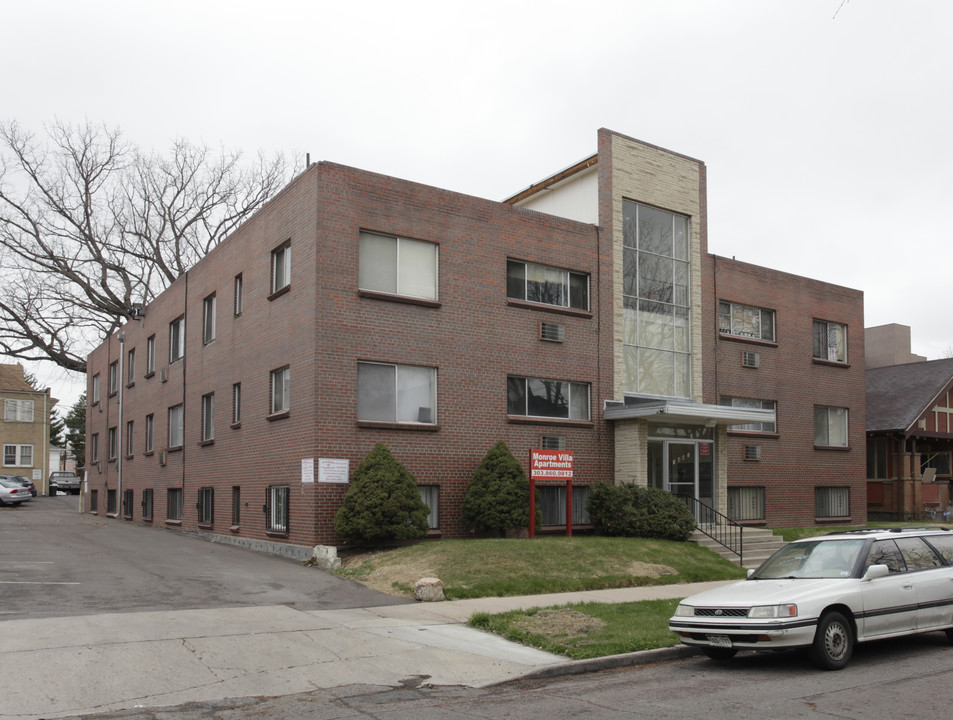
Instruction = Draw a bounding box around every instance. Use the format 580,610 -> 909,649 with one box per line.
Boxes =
159,368 -> 168,383
744,445 -> 762,461
742,351 -> 760,368
158,449 -> 168,466
540,322 -> 565,342
541,435 -> 566,450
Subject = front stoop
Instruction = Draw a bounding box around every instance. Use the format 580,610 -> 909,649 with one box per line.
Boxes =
691,527 -> 785,569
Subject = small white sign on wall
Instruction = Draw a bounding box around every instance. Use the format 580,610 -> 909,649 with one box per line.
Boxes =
318,458 -> 350,484
301,458 -> 315,484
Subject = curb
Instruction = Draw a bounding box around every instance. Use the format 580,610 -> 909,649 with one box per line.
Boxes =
511,645 -> 702,683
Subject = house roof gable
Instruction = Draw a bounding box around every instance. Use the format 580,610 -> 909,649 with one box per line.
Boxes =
866,357 -> 953,434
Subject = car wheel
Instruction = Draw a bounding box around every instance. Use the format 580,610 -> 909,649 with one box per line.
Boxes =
702,647 -> 738,662
810,611 -> 853,670
945,628 -> 953,644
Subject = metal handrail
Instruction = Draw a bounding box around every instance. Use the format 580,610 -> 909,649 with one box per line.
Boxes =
683,496 -> 743,565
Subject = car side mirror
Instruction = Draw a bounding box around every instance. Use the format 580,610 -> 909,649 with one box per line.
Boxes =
746,568 -> 755,579
863,563 -> 889,581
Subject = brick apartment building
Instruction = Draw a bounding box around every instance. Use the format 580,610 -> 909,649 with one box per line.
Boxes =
84,128 -> 867,548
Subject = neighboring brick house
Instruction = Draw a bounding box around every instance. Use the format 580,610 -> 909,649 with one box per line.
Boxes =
84,128 -> 867,546
1,363 -> 55,492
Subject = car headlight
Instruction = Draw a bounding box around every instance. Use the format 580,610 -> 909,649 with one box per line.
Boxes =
674,604 -> 694,617
748,604 -> 797,619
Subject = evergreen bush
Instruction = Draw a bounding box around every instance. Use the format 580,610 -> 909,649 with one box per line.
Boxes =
586,483 -> 695,541
462,441 -> 540,535
334,443 -> 431,545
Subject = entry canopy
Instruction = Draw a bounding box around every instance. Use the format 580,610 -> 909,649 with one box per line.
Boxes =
604,396 -> 776,427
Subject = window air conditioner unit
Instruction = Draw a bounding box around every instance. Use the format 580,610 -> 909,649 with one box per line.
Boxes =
159,368 -> 168,383
744,445 -> 762,461
742,351 -> 760,368
158,449 -> 168,466
540,322 -> 565,342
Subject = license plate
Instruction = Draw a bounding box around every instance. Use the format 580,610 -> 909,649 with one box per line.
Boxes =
706,635 -> 732,648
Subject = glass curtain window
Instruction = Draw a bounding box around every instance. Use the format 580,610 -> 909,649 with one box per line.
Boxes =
357,362 -> 436,423
359,232 -> 438,300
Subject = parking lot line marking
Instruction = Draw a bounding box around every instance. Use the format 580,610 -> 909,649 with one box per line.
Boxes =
0,581 -> 81,585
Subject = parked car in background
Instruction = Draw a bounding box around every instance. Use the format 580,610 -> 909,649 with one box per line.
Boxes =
670,527 -> 953,670
0,477 -> 33,506
49,471 -> 81,495
13,475 -> 37,497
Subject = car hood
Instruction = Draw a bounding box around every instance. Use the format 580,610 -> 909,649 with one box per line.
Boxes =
678,577 -> 856,608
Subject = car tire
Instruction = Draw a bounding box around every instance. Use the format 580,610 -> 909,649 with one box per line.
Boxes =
702,647 -> 738,662
945,628 -> 953,644
810,611 -> 853,670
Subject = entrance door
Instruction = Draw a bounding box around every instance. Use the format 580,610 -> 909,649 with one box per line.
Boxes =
648,438 -> 715,519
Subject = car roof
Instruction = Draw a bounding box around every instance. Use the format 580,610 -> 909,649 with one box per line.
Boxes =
803,527 -> 953,542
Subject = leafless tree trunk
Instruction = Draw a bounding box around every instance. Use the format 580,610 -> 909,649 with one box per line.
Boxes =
0,120 -> 293,373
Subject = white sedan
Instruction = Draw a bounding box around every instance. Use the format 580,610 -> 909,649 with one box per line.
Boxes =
669,527 -> 953,669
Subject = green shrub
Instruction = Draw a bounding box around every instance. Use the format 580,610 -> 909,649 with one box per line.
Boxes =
462,441 -> 540,535
586,483 -> 695,541
334,443 -> 431,545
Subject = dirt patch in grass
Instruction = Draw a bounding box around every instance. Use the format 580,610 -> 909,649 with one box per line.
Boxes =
339,551 -> 437,596
628,561 -> 676,578
514,608 -> 608,638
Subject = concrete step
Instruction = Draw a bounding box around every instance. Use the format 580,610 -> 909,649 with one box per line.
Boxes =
691,527 -> 786,569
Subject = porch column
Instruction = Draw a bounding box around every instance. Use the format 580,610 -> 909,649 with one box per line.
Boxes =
613,419 -> 647,486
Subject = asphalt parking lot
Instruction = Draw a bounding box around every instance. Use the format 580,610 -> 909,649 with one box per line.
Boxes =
0,494 -> 408,621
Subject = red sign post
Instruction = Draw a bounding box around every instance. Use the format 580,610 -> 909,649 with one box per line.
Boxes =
529,449 -> 574,538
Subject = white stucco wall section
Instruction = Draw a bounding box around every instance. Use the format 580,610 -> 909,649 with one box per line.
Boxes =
512,166 -> 599,224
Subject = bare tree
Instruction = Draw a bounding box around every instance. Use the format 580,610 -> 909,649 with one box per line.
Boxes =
0,120 -> 294,373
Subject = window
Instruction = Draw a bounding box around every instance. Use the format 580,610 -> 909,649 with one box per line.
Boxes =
125,420 -> 134,457
506,259 -> 588,310
541,436 -> 566,450
419,486 -> 439,529
507,376 -> 590,421
920,449 -> 951,476
621,200 -> 692,397
232,383 -> 242,425
3,399 -> 34,422
722,397 -> 777,433
815,406 -> 848,447
92,374 -> 101,404
168,404 -> 184,448
271,240 -> 291,294
142,489 -> 154,521
203,293 -> 216,344
198,487 -> 214,525
359,231 -> 438,300
357,362 -> 437,424
867,437 -> 888,479
270,367 -> 290,415
90,433 -> 99,464
107,489 -> 117,514
266,485 -> 289,533
816,487 -> 850,518
538,485 -> 591,526
145,414 -> 155,453
90,489 -> 98,513
122,489 -> 133,519
234,274 -> 243,316
146,335 -> 156,374
170,316 -> 185,362
126,348 -> 136,385
3,444 -> 33,467
232,486 -> 241,526
109,361 -> 119,395
813,320 -> 847,363
108,427 -> 118,460
728,487 -> 765,521
719,302 -> 775,342
167,488 -> 183,521
201,393 -> 214,442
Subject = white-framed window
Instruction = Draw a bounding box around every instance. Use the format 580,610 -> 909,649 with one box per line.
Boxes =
270,367 -> 290,415
201,393 -> 214,442
90,433 -> 99,463
167,488 -> 183,520
728,486 -> 765,521
621,200 -> 692,398
3,398 -> 34,422
271,240 -> 291,294
3,444 -> 33,467
419,485 -> 439,529
359,231 -> 438,300
170,316 -> 185,362
145,414 -> 154,453
198,487 -> 214,525
142,488 -> 154,520
92,374 -> 101,404
267,485 -> 289,533
168,404 -> 184,448
109,361 -> 119,395
146,335 -> 156,374
719,301 -> 775,342
507,376 -> 590,421
126,348 -> 136,385
203,293 -> 216,344
357,362 -> 437,424
125,420 -> 134,457
232,382 -> 242,425
722,397 -> 777,433
108,427 -> 118,460
815,405 -> 849,447
506,259 -> 588,311
234,273 -> 243,316
815,487 -> 850,518
813,319 -> 847,363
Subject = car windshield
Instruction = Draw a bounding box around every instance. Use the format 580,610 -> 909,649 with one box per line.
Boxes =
0,479 -> 21,488
751,539 -> 867,579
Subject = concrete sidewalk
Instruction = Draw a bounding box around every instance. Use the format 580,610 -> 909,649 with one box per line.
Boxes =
3,581 -> 732,720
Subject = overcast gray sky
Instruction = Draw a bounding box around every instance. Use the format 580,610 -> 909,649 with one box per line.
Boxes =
4,0 -> 952,408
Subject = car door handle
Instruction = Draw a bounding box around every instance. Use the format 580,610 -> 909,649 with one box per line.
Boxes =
902,584 -> 914,590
